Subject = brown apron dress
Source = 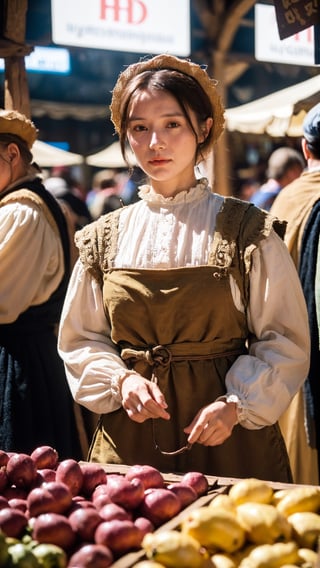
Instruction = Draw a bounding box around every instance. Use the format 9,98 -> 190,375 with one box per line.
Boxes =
78,198 -> 292,482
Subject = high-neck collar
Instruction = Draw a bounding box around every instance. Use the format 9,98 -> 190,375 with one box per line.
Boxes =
137,177 -> 211,206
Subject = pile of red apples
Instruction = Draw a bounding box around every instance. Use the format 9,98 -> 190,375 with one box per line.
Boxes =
0,446 -> 209,567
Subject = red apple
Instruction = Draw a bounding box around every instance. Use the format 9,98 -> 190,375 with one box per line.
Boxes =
0,496 -> 9,510
0,450 -> 9,467
69,496 -> 96,513
0,507 -> 28,538
6,453 -> 37,488
32,513 -> 76,550
99,502 -> 132,522
80,463 -> 107,496
27,486 -> 56,518
33,468 -> 56,487
27,481 -> 72,517
103,474 -> 144,510
125,465 -> 164,490
0,468 -> 8,493
69,507 -> 102,542
92,494 -> 112,510
8,498 -> 27,513
134,516 -> 155,537
95,519 -> 143,554
92,483 -> 110,501
139,488 -> 181,527
41,481 -> 73,513
167,482 -> 198,508
180,471 -> 209,497
55,459 -> 83,496
68,543 -> 113,567
30,446 -> 59,470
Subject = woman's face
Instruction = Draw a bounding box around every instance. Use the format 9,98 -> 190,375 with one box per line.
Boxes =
126,88 -> 209,197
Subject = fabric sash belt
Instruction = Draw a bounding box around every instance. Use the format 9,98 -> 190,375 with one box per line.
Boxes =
121,341 -> 246,370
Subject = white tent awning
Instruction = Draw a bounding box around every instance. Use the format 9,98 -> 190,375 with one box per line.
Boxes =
225,75 -> 320,137
32,140 -> 84,167
86,141 -> 137,168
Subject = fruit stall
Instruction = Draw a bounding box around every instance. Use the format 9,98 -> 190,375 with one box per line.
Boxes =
0,446 -> 319,567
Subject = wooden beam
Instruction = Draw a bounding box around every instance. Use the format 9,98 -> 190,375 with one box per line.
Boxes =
2,0 -> 31,117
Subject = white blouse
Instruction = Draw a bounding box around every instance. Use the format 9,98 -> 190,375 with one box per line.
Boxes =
0,175 -> 64,324
58,180 -> 310,430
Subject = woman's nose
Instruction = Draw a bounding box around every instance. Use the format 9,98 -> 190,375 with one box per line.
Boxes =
149,131 -> 165,150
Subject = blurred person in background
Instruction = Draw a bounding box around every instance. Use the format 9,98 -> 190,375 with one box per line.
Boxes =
44,175 -> 92,230
271,103 -> 320,485
0,109 -> 82,459
250,147 -> 305,210
88,173 -> 122,219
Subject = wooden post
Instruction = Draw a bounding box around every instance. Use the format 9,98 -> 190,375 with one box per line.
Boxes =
211,49 -> 232,196
2,0 -> 32,117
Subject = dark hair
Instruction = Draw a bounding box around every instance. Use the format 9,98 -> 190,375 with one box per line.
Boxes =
118,68 -> 213,164
0,133 -> 33,165
305,139 -> 320,160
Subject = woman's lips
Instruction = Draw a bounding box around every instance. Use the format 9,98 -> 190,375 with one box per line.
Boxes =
148,158 -> 171,165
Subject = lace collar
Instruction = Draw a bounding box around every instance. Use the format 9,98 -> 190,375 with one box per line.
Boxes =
138,177 -> 211,206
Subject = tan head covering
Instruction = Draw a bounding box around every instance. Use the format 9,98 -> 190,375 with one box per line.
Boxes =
0,109 -> 38,149
110,54 -> 225,149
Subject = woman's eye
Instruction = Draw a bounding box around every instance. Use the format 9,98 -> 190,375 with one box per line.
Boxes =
167,121 -> 179,128
131,124 -> 147,132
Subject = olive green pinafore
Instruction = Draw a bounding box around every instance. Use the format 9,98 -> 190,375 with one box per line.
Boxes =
77,198 -> 292,482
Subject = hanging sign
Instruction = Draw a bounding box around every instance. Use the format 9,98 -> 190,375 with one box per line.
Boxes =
51,0 -> 191,56
273,0 -> 319,39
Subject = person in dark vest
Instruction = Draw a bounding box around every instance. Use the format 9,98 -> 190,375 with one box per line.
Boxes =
271,103 -> 320,485
0,109 -> 82,460
59,55 -> 309,482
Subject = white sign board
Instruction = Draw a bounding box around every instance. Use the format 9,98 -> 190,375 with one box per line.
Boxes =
51,0 -> 190,56
255,3 -> 315,66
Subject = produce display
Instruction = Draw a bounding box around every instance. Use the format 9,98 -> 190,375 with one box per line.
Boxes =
140,477 -> 320,568
0,446 -> 209,567
0,447 -> 320,567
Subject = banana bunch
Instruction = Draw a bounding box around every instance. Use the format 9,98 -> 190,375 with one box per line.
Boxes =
139,478 -> 320,568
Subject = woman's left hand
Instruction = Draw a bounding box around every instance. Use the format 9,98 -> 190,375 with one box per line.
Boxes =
183,399 -> 238,446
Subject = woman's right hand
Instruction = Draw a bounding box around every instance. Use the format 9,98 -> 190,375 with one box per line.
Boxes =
121,374 -> 170,423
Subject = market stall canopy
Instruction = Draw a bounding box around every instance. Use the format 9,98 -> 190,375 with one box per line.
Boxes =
86,141 -> 137,168
32,140 -> 84,167
225,75 -> 320,137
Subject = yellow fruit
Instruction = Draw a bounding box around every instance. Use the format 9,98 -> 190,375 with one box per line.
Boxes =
209,494 -> 236,513
276,486 -> 320,517
238,541 -> 299,568
288,511 -> 320,548
272,489 -> 292,506
228,478 -> 274,505
297,547 -> 318,565
142,530 -> 208,568
132,562 -> 167,568
181,506 -> 246,553
236,502 -> 292,544
211,553 -> 237,568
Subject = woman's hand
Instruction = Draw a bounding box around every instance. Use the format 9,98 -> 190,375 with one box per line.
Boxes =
184,399 -> 238,446
121,374 -> 170,423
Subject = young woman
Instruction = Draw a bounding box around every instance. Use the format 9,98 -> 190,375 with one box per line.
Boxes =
58,54 -> 310,481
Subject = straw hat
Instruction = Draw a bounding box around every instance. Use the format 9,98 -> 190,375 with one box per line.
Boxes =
0,109 -> 38,149
110,54 -> 225,149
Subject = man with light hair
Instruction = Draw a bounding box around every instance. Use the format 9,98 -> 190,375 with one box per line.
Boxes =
271,103 -> 320,485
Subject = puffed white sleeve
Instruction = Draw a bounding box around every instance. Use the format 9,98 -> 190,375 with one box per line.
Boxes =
58,259 -> 134,414
225,229 -> 310,429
